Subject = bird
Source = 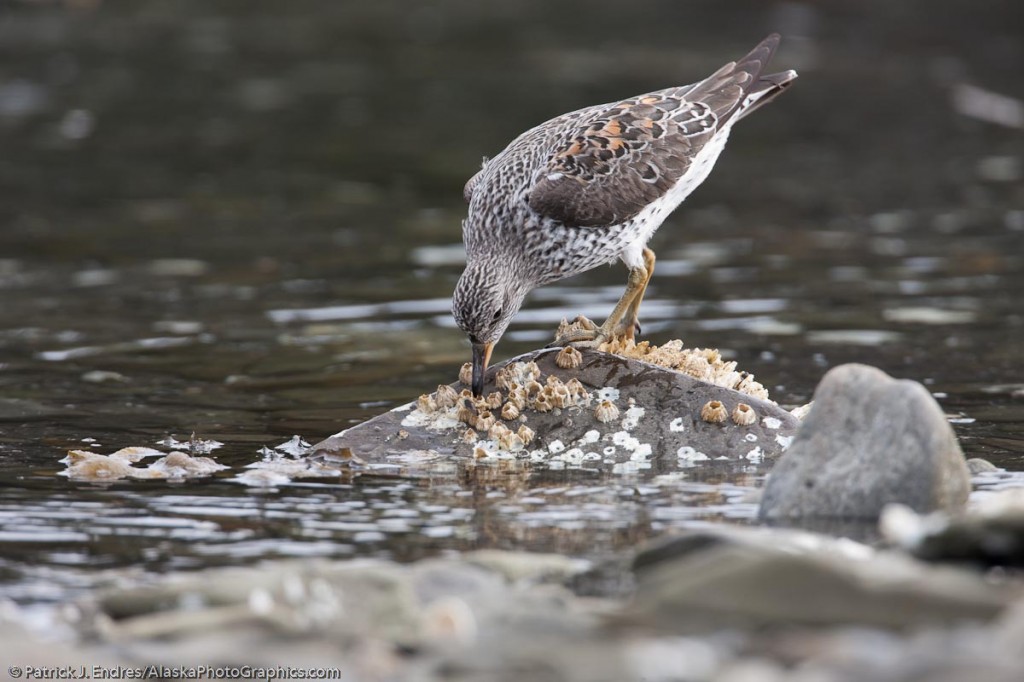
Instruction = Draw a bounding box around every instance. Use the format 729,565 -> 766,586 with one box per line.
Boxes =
452,34 -> 797,396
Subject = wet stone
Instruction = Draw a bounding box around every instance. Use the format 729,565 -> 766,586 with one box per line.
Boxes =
759,364 -> 971,522
628,525 -> 1010,633
311,347 -> 800,476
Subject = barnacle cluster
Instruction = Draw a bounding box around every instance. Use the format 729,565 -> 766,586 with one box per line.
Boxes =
552,320 -> 770,402
410,360 -> 588,454
699,399 -> 758,426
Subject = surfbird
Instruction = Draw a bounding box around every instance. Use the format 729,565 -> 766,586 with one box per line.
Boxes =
452,34 -> 797,396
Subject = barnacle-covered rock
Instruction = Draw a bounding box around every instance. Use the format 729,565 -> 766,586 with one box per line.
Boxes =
316,346 -> 800,475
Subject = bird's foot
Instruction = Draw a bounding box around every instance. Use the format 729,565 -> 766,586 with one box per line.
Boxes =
549,314 -> 641,350
549,315 -> 603,348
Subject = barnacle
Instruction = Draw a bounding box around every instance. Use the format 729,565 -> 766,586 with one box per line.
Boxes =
506,388 -> 528,411
488,422 -> 512,441
456,401 -> 477,425
499,432 -> 525,452
517,424 -> 535,444
475,410 -> 496,432
731,403 -> 757,426
417,394 -> 437,413
532,393 -> 553,413
495,367 -> 515,390
555,346 -> 583,369
701,400 -> 728,424
525,380 -> 543,397
594,400 -> 620,423
565,378 -> 587,398
459,362 -> 473,386
462,429 -> 479,444
486,391 -> 504,410
501,401 -> 520,421
434,384 -> 459,410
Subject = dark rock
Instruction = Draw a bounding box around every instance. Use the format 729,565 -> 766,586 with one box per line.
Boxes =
882,491 -> 1024,567
628,525 -> 1009,633
759,364 -> 970,522
311,348 -> 799,478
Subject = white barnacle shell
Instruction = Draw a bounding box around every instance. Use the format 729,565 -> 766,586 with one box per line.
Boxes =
459,362 -> 473,386
532,392 -> 554,413
486,391 -> 504,410
524,361 -> 541,381
731,402 -> 757,426
555,346 -> 583,369
434,384 -> 459,410
462,429 -> 479,444
525,380 -> 543,397
594,400 -> 620,423
701,400 -> 728,424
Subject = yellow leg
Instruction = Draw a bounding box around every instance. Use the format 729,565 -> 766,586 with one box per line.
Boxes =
554,247 -> 656,347
618,247 -> 656,340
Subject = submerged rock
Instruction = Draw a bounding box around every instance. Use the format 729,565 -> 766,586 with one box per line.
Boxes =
311,347 -> 800,476
628,525 -> 1010,633
759,364 -> 970,522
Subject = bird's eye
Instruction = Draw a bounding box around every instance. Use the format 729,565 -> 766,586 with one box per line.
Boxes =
492,309 -> 502,322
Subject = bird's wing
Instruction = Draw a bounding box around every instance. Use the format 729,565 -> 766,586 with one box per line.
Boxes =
528,34 -> 782,228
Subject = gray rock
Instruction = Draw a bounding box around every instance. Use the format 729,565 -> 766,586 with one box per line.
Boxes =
967,457 -> 1000,475
311,348 -> 799,477
627,525 -> 1009,633
759,364 -> 970,522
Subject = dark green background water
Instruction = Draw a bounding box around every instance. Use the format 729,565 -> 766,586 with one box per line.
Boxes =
0,0 -> 1021,605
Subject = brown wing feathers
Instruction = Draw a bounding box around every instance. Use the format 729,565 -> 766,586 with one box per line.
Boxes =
527,34 -> 787,228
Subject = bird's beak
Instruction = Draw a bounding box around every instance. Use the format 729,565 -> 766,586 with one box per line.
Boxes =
471,341 -> 494,397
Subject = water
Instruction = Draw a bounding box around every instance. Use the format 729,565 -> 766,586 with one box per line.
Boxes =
1,0 -> 1022,608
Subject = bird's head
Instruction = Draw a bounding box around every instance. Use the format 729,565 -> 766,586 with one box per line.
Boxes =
452,260 -> 529,396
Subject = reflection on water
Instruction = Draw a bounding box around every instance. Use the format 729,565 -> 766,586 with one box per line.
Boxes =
1,0 -> 1023,608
